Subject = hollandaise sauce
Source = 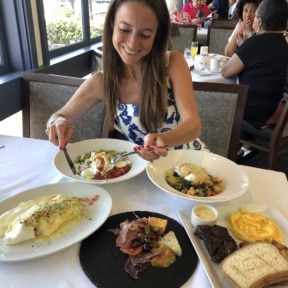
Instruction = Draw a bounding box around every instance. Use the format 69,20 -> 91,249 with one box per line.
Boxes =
195,206 -> 216,220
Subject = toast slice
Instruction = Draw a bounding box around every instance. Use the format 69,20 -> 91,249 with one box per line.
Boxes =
220,241 -> 288,288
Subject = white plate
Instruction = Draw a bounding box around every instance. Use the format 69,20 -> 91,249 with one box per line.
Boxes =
146,150 -> 249,203
178,203 -> 288,288
0,182 -> 112,262
54,138 -> 147,184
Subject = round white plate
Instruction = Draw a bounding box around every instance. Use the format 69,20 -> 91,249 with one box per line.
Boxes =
146,150 -> 249,203
54,138 -> 147,184
0,182 -> 112,262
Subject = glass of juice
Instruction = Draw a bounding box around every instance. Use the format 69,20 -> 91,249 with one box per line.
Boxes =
191,42 -> 198,57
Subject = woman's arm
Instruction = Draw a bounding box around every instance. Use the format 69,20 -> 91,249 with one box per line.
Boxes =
46,71 -> 104,148
225,25 -> 238,57
221,52 -> 244,78
145,51 -> 201,149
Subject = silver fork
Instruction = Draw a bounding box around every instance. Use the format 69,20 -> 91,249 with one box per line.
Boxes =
110,145 -> 168,164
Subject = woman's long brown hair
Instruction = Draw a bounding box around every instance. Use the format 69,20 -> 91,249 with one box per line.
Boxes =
102,0 -> 171,133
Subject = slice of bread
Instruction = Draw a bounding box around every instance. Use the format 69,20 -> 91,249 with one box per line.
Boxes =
220,241 -> 288,288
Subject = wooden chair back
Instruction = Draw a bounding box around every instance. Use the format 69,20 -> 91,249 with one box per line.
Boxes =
170,24 -> 198,54
22,72 -> 108,142
211,19 -> 237,27
207,25 -> 235,55
193,82 -> 248,161
240,100 -> 288,170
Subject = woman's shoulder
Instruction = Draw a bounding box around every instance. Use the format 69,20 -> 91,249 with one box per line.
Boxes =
166,51 -> 185,67
81,71 -> 104,99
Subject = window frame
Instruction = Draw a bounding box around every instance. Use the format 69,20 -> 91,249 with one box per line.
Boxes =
0,7 -> 10,75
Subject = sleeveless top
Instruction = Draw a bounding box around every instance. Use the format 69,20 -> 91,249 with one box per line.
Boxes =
114,52 -> 209,151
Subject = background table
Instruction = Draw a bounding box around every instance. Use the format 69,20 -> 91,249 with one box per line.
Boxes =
191,70 -> 236,84
0,134 -> 287,288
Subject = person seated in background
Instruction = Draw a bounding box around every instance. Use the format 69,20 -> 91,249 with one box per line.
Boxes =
221,0 -> 288,157
228,0 -> 239,19
170,11 -> 193,24
182,0 -> 218,26
208,0 -> 229,18
225,0 -> 261,57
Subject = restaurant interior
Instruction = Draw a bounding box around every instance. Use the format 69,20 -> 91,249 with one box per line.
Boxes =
0,0 -> 288,287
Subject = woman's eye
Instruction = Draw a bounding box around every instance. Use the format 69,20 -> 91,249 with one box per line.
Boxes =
141,34 -> 150,39
120,29 -> 129,33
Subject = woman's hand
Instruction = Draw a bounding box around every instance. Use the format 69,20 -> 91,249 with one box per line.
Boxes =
235,30 -> 245,47
45,116 -> 73,149
192,17 -> 201,25
133,134 -> 168,162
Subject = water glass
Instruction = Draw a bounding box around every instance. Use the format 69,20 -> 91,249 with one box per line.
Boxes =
184,48 -> 193,68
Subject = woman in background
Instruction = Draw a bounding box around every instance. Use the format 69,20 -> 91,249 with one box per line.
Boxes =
46,0 -> 205,162
222,0 -> 288,134
182,0 -> 218,26
224,0 -> 261,57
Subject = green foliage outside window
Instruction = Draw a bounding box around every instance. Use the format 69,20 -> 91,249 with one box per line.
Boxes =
47,20 -> 103,49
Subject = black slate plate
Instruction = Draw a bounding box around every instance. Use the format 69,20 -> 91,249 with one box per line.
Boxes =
80,211 -> 198,288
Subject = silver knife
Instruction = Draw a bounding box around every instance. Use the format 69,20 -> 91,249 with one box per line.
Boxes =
63,147 -> 77,175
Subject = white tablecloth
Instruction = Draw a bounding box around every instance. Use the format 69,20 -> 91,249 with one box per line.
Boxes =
191,70 -> 236,84
0,135 -> 287,288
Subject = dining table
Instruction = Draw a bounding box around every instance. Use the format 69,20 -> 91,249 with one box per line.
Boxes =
190,53 -> 237,84
0,134 -> 288,288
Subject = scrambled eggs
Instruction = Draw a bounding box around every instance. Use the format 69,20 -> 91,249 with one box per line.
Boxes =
228,207 -> 282,243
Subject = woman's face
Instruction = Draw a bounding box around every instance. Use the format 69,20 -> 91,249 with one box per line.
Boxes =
112,2 -> 158,66
192,0 -> 202,9
242,2 -> 258,26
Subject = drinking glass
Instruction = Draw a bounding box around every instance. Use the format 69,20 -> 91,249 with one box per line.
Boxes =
184,48 -> 193,68
191,42 -> 198,58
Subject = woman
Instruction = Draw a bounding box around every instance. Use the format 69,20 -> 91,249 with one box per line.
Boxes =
224,0 -> 261,57
208,0 -> 229,19
46,0 -> 204,162
221,0 -> 288,131
182,0 -> 218,26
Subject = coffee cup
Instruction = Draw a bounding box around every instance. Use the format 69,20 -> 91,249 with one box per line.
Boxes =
200,46 -> 209,55
210,58 -> 220,72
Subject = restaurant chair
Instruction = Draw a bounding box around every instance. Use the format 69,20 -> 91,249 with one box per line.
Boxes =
211,19 -> 237,27
93,44 -> 103,72
21,72 -> 109,142
206,25 -> 235,55
170,24 -> 198,53
240,100 -> 288,170
193,82 -> 248,161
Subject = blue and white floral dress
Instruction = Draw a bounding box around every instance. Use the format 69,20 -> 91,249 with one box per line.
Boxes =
114,52 -> 208,151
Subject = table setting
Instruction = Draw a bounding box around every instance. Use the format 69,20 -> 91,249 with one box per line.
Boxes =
183,43 -> 236,85
0,134 -> 288,288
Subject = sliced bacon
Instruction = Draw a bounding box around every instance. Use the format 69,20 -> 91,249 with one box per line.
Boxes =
124,257 -> 150,279
124,251 -> 160,279
130,250 -> 160,265
116,218 -> 148,250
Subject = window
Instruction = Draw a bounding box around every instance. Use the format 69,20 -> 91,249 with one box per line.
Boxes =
39,0 -> 104,59
89,0 -> 110,38
0,14 -> 9,76
43,0 -> 84,50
